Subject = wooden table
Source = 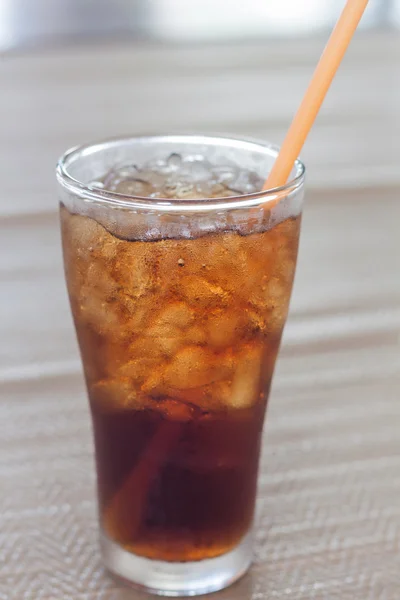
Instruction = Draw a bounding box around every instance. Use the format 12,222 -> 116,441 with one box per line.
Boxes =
1,32 -> 399,599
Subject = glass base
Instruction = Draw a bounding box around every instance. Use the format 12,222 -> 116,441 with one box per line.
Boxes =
100,530 -> 253,597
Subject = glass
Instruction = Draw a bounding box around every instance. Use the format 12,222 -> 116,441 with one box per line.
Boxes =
57,135 -> 305,596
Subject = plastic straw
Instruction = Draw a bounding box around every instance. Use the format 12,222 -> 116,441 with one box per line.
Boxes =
264,0 -> 369,189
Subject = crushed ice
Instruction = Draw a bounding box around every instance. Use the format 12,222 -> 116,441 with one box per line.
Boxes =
93,153 -> 263,199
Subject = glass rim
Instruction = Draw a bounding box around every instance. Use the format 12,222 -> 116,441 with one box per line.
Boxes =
56,134 -> 305,213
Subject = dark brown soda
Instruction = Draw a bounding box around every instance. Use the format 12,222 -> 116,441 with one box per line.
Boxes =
60,204 -> 300,563
92,393 -> 268,561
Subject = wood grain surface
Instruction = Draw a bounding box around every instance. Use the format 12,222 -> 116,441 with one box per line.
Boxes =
1,32 -> 399,599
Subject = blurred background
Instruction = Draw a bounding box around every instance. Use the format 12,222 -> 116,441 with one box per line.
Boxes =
1,2 -> 400,599
2,0 -> 399,223
1,0 -> 400,49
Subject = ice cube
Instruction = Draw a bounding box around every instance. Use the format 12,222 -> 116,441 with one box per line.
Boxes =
98,153 -> 265,203
112,165 -> 139,179
246,308 -> 268,335
166,153 -> 182,171
119,296 -> 150,332
154,302 -> 194,329
232,170 -> 263,194
195,181 -> 213,197
164,180 -> 195,199
207,311 -> 242,349
198,234 -> 251,296
144,324 -> 183,358
136,169 -> 166,189
211,164 -> 238,184
261,278 -> 291,331
167,379 -> 232,412
80,291 -> 120,333
164,346 -> 234,390
154,398 -> 194,422
210,183 -> 226,196
157,334 -> 183,357
115,178 -> 153,196
113,245 -> 155,300
214,187 -> 238,198
91,378 -> 140,411
178,275 -> 229,309
85,261 -> 116,297
103,166 -> 134,190
229,345 -> 263,409
138,303 -> 193,358
183,159 -> 211,182
203,380 -> 232,409
143,346 -> 234,394
143,157 -> 168,172
118,357 -> 159,385
186,325 -> 207,345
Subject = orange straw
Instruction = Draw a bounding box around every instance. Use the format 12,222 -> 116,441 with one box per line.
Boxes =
264,0 -> 369,190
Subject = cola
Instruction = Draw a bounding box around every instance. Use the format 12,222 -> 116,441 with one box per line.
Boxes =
60,175 -> 301,563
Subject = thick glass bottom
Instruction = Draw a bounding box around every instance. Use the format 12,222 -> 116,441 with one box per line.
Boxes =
100,530 -> 253,597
